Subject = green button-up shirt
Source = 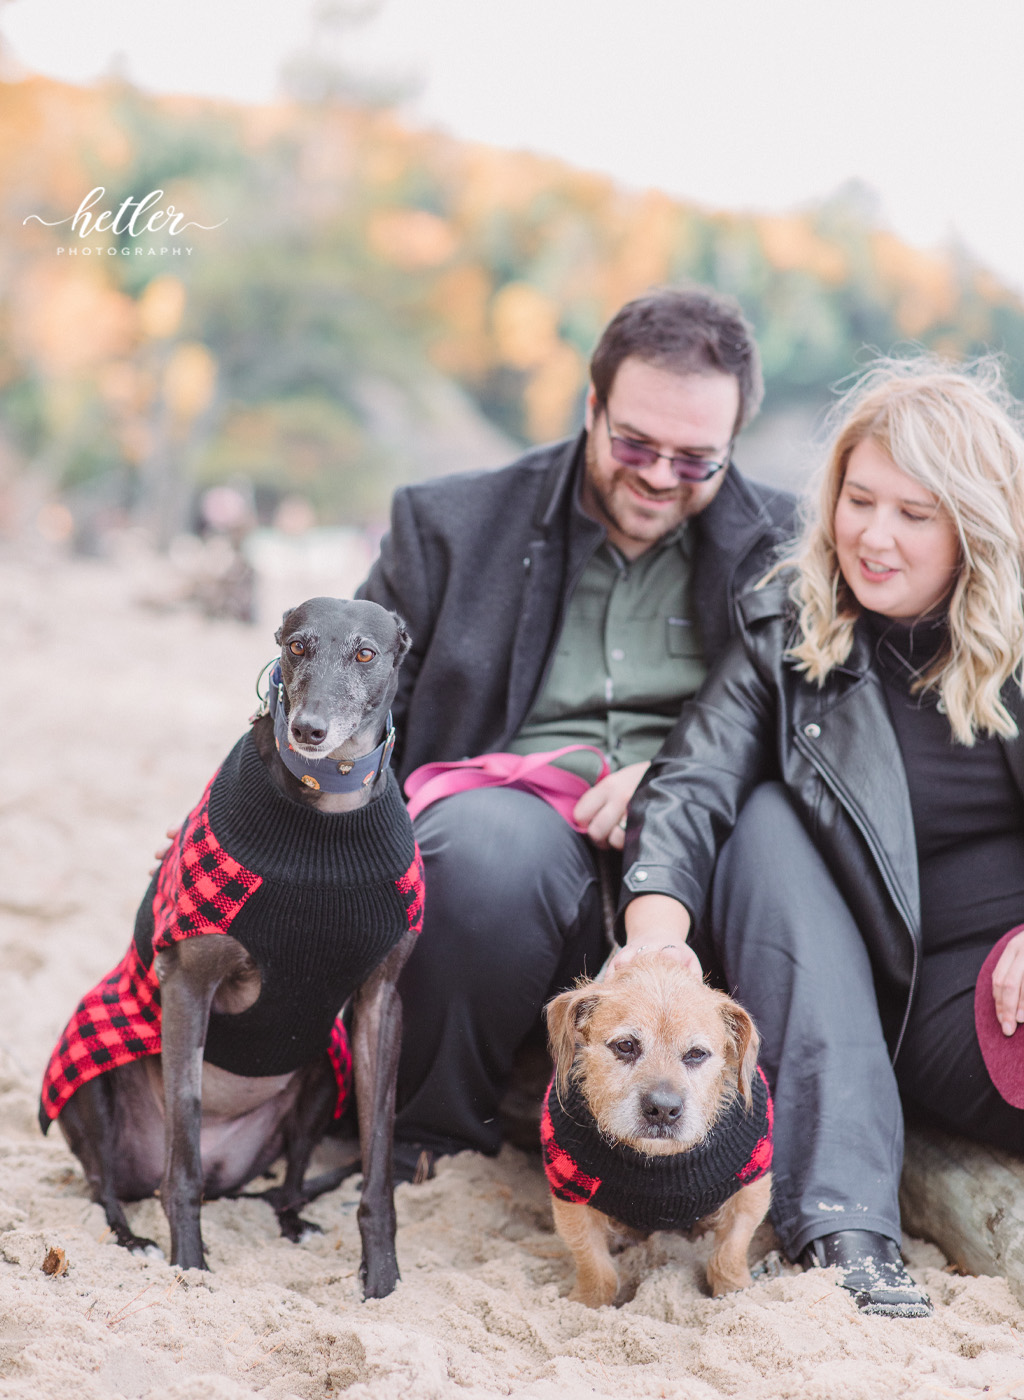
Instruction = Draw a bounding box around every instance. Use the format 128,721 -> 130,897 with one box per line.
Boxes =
509,524 -> 707,780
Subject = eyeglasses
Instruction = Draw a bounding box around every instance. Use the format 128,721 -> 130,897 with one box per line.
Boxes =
601,408 -> 733,483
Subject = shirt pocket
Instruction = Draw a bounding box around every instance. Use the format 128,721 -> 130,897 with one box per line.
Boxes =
666,616 -> 700,658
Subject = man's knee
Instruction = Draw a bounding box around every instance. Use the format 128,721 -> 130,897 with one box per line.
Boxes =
413,786 -> 596,910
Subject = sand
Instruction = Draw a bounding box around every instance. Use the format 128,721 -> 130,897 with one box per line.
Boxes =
3,543 -> 1024,1400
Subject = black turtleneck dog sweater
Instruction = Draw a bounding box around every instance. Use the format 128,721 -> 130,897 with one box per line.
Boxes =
542,1067 -> 773,1233
40,731 -> 423,1130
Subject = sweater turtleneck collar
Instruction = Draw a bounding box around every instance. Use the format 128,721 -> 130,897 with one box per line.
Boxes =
861,609 -> 948,693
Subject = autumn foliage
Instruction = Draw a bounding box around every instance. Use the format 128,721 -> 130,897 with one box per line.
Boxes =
2,73 -> 1024,532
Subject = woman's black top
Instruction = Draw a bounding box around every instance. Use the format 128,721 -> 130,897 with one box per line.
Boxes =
865,611 -> 1024,953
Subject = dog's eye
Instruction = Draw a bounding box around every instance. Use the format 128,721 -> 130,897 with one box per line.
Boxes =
682,1047 -> 711,1066
289,641 -> 305,656
355,648 -> 376,663
610,1037 -> 639,1061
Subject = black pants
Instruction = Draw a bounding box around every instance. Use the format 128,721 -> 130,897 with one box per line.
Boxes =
395,787 -> 607,1156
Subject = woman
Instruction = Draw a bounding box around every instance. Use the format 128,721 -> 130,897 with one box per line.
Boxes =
619,357 -> 1024,1317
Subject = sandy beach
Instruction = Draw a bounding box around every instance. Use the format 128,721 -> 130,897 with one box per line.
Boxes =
3,545 -> 1024,1400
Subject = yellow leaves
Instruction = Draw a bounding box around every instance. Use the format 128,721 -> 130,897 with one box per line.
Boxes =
14,264 -> 135,378
163,342 -> 217,424
367,209 -> 458,269
758,215 -> 848,285
871,232 -> 956,335
139,275 -> 186,340
492,283 -> 560,371
524,340 -> 585,442
428,265 -> 492,376
491,282 -> 585,438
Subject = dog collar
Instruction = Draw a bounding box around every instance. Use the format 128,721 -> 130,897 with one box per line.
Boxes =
263,662 -> 396,794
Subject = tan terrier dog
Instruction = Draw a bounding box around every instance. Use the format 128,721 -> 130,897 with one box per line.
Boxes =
543,953 -> 772,1307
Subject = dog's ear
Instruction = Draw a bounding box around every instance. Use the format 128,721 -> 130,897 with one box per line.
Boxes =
545,983 -> 600,1095
275,606 -> 299,647
390,611 -> 412,665
721,999 -> 760,1109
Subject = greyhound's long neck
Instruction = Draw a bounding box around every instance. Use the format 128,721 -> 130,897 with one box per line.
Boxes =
251,715 -> 390,813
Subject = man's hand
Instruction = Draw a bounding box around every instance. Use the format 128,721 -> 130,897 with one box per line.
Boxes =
573,761 -> 649,850
992,928 -> 1024,1036
609,893 -> 702,980
149,825 -> 178,876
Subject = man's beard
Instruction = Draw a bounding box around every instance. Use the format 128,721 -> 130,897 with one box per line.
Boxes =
582,433 -> 693,544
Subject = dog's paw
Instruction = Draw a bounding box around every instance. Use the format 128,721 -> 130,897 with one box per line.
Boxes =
117,1229 -> 163,1259
277,1209 -> 322,1244
360,1254 -> 400,1300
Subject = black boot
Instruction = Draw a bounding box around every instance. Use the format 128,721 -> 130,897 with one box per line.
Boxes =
800,1230 -> 933,1318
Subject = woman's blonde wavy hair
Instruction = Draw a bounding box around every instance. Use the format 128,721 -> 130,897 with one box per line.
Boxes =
784,356 -> 1024,745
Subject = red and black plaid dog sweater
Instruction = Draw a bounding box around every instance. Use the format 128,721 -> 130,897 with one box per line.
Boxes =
542,1066 -> 772,1233
40,731 -> 424,1131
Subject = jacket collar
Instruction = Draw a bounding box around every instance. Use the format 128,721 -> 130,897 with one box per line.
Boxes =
694,459 -> 780,551
532,432 -> 587,533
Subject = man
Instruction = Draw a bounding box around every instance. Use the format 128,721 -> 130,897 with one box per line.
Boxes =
357,285 -> 794,1174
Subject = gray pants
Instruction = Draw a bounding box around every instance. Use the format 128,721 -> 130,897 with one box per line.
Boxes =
705,782 -> 903,1256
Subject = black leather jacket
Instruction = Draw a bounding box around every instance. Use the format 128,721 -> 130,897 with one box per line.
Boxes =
622,579 -> 1024,1057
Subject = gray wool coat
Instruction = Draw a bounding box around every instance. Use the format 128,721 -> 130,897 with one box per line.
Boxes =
357,431 -> 796,783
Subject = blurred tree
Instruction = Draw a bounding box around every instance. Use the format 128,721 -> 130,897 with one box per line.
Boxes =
2,67 -> 1024,547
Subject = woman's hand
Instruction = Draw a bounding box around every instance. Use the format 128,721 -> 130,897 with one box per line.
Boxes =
609,893 -> 702,979
573,761 -> 649,851
992,928 -> 1024,1036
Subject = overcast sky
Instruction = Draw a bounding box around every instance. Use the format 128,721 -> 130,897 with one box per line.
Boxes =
4,0 -> 1024,292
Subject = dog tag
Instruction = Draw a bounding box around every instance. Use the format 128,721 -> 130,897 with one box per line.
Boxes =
300,775 -> 321,790
337,759 -> 354,774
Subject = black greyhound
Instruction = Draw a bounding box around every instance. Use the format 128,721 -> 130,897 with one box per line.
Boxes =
40,597 -> 420,1299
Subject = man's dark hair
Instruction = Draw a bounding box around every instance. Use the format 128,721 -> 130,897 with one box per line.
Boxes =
589,286 -> 764,433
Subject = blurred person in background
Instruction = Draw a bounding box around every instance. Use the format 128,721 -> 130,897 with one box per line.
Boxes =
357,286 -> 795,1179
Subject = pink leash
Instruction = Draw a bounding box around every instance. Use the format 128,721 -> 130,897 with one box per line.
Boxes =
404,746 -> 610,833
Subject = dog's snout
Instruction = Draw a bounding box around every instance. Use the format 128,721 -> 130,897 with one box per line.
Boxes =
640,1087 -> 683,1125
291,715 -> 328,747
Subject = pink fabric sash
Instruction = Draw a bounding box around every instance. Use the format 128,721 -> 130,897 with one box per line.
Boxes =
404,746 -> 610,833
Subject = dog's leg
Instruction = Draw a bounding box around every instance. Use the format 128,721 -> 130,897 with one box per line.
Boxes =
551,1197 -> 619,1307
351,929 -> 417,1300
156,933 -> 251,1270
269,1054 -> 340,1242
57,1072 -> 162,1256
705,1172 -> 772,1295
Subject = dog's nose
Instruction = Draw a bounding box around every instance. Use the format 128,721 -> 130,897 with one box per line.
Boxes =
640,1088 -> 683,1125
291,715 -> 328,747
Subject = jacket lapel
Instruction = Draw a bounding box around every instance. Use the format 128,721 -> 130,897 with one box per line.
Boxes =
794,628 -> 921,938
692,468 -> 777,665
1000,684 -> 1024,797
501,434 -> 602,743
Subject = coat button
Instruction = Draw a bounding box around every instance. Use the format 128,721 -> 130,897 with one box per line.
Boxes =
634,870 -> 648,881
803,723 -> 821,738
